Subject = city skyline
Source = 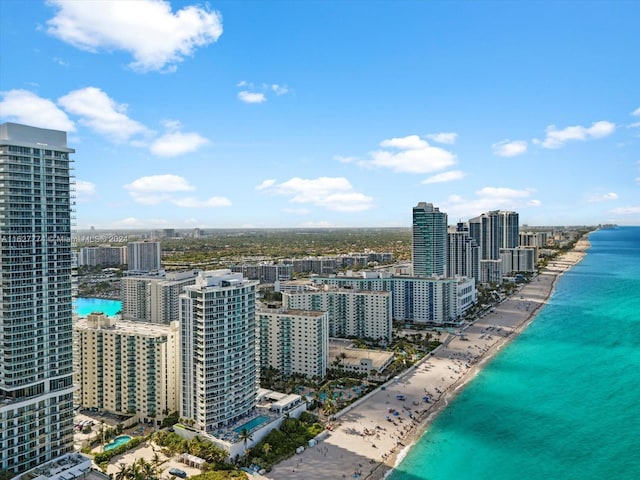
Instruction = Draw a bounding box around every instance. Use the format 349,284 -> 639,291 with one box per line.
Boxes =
1,1 -> 639,228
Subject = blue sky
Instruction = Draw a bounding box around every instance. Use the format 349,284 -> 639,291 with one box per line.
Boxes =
1,0 -> 639,228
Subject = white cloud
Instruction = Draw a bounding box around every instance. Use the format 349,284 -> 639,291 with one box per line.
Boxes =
354,134 -> 456,174
258,177 -> 374,212
46,0 -> 222,72
632,107 -> 640,116
171,196 -> 231,208
124,174 -> 229,207
255,179 -> 276,190
535,121 -> 615,149
75,180 -> 96,201
238,91 -> 266,104
422,170 -> 465,184
636,177 -> 640,185
442,186 -> 539,219
58,87 -> 149,142
609,206 -> 640,215
150,131 -> 209,157
271,84 -> 289,95
628,122 -> 640,129
112,217 -> 171,227
492,139 -> 528,157
589,192 -> 619,202
0,89 -> 75,131
426,132 -> 458,145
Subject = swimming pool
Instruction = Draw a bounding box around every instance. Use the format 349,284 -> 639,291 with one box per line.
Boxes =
233,415 -> 270,433
104,435 -> 132,451
74,297 -> 122,317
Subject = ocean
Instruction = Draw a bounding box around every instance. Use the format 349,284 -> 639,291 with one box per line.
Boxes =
388,227 -> 640,480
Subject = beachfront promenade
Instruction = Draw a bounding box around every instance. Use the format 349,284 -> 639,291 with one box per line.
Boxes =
262,240 -> 589,480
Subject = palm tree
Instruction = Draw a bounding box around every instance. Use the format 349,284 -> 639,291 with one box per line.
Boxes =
115,463 -> 129,480
239,427 -> 253,451
262,442 -> 271,456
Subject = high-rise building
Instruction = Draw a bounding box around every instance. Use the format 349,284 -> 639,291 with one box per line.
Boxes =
257,309 -> 329,379
121,269 -> 199,323
447,223 -> 480,280
412,202 -> 448,277
127,240 -> 161,272
73,313 -> 180,424
180,270 -> 259,432
469,210 -> 519,260
0,123 -> 75,473
283,288 -> 393,342
78,245 -> 127,267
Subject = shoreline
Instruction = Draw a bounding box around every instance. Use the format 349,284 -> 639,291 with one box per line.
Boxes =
264,236 -> 590,480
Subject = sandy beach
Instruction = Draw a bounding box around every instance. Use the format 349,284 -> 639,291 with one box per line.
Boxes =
263,238 -> 590,480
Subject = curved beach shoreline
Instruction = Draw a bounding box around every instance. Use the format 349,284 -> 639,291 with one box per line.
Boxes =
263,237 -> 590,480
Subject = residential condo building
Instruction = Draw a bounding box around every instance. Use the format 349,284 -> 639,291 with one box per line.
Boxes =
121,269 -> 199,323
127,241 -> 161,273
412,202 -> 448,277
283,288 -> 393,342
180,270 -> 259,433
0,123 -> 75,473
73,313 -> 179,424
257,309 -> 329,379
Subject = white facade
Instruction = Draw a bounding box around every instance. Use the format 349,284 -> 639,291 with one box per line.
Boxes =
78,245 -> 126,267
180,270 -> 259,433
73,313 -> 179,423
283,288 -> 393,342
257,309 -> 329,379
312,272 -> 476,325
447,224 -> 480,281
122,269 -> 199,323
127,241 -> 161,272
0,123 -> 75,473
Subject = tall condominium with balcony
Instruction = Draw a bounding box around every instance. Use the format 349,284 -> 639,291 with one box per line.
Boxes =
412,202 -> 448,277
73,313 -> 179,424
127,241 -> 162,273
0,123 -> 75,473
180,270 -> 259,433
257,309 -> 329,379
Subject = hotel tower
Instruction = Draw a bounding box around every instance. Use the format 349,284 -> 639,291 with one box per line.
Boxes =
0,123 -> 75,473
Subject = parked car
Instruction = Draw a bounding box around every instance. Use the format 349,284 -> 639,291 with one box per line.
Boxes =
169,468 -> 187,478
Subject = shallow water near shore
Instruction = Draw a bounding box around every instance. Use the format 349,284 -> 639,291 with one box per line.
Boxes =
389,227 -> 640,480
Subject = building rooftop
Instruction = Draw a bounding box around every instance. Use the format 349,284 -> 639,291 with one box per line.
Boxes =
75,314 -> 176,336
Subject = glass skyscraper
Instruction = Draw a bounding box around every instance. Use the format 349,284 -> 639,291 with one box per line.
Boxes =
0,123 -> 75,473
412,202 -> 448,277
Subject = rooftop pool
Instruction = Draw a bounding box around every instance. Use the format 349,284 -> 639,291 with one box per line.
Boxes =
233,415 -> 270,433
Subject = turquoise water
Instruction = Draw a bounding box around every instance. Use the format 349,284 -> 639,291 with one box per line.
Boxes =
104,435 -> 131,451
234,415 -> 270,433
74,297 -> 122,317
389,227 -> 640,480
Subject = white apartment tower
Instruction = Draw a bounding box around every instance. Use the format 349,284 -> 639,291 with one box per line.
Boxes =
73,313 -> 179,423
127,241 -> 161,272
180,270 -> 259,432
257,309 -> 329,379
283,288 -> 393,342
0,123 -> 75,473
121,270 -> 199,323
412,202 -> 448,277
469,210 -> 519,260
